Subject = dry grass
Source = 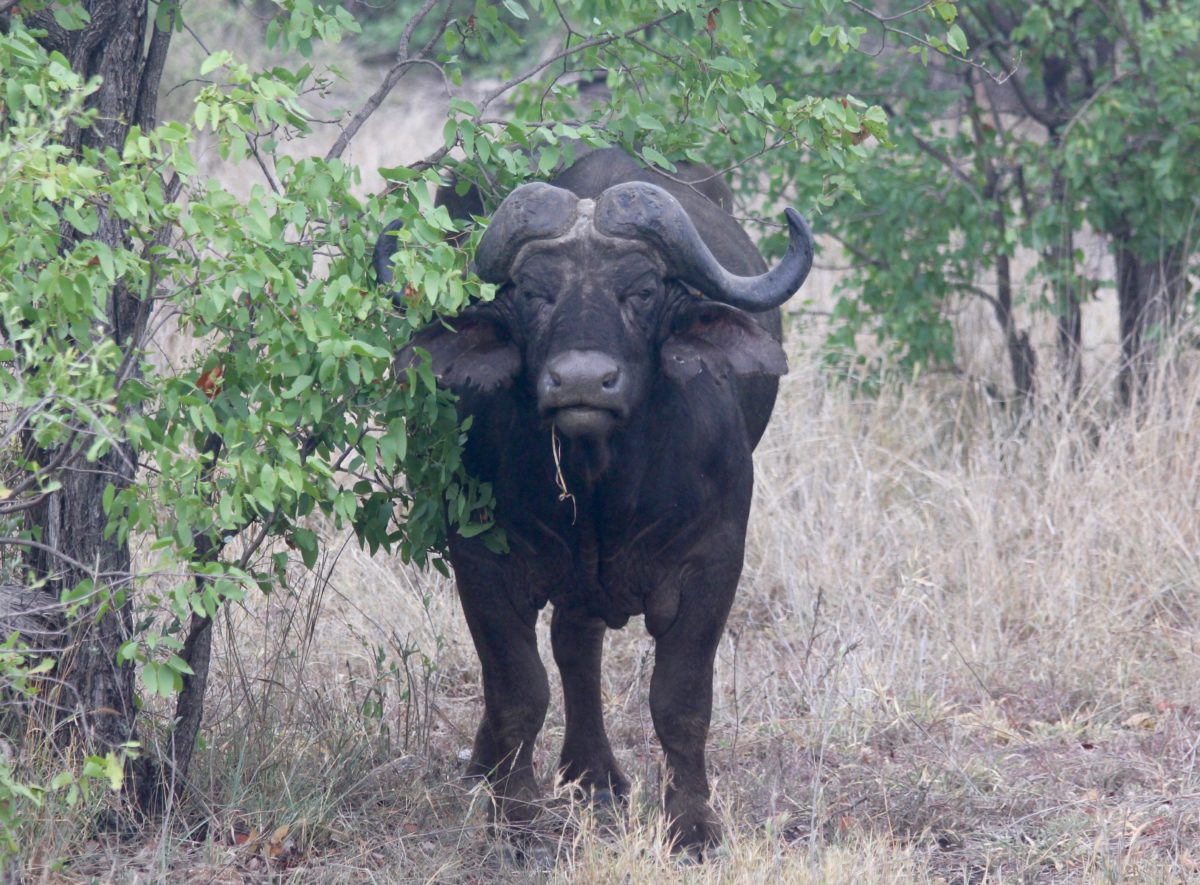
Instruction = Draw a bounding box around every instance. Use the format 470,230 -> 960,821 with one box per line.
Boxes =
25,345 -> 1200,883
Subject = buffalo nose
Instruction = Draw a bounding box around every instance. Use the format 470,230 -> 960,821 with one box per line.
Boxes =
540,350 -> 625,408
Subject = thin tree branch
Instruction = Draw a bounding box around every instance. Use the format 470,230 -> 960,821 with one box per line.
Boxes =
946,278 -> 1005,315
476,10 -> 680,116
825,230 -> 887,270
402,13 -> 683,176
324,0 -> 449,161
1058,69 -> 1130,143
901,123 -> 978,190
2,428 -> 84,504
0,537 -> 129,578
781,0 -> 1016,82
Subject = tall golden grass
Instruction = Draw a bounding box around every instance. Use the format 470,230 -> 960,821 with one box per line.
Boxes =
28,345 -> 1189,883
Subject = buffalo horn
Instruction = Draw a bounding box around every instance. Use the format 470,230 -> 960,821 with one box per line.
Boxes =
595,181 -> 813,312
473,182 -> 580,283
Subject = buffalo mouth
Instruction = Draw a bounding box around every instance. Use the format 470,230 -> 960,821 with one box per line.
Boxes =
545,405 -> 621,439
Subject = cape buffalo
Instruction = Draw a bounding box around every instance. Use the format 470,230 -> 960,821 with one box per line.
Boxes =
375,148 -> 813,849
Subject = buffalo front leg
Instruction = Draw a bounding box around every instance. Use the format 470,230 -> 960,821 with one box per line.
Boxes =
454,560 -> 550,828
648,578 -> 737,850
551,607 -> 628,801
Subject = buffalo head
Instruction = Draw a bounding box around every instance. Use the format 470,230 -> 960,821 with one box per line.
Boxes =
385,181 -> 814,442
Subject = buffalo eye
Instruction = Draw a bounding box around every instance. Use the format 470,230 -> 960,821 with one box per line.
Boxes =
620,278 -> 661,302
519,285 -> 555,305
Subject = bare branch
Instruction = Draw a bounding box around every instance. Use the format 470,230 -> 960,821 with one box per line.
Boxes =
0,537 -> 128,578
851,1 -> 940,24
249,132 -> 282,194
777,0 -> 1016,82
825,230 -> 887,270
475,11 -> 679,116
1059,69 -> 1130,143
946,277 -> 1006,315
1,428 -> 83,505
0,397 -> 53,452
324,0 -> 451,162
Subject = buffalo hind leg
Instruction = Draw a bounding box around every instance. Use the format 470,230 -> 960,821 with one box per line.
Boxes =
455,564 -> 550,829
551,607 -> 628,802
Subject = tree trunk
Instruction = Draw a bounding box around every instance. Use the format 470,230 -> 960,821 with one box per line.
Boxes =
1115,238 -> 1187,403
24,454 -> 140,758
18,0 -> 175,809
1056,291 -> 1082,398
1046,163 -> 1082,398
984,175 -> 1036,401
994,248 -> 1038,401
965,70 -> 1036,402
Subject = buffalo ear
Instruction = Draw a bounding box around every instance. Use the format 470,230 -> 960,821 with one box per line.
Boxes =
661,302 -> 788,383
398,316 -> 521,391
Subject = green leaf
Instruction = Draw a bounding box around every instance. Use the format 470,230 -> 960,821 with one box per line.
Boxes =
200,50 -> 234,76
946,24 -> 968,55
291,528 -> 319,569
640,146 -> 676,172
166,654 -> 195,676
52,3 -> 91,30
142,661 -> 159,698
282,374 -> 314,398
102,753 -> 124,791
502,0 -> 529,21
50,771 -> 74,791
635,113 -> 665,132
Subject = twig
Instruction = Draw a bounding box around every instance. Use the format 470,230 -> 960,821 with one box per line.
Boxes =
1,428 -> 83,505
0,537 -> 127,578
249,132 -> 281,194
1059,70 -> 1130,144
845,0 -> 1013,82
181,17 -> 211,55
397,4 -> 689,178
478,10 -> 681,114
550,426 -> 576,524
324,0 -> 448,162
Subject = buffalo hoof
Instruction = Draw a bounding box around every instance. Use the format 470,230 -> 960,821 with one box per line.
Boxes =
471,766 -> 542,832
557,754 -> 629,805
556,777 -> 627,812
495,836 -> 556,871
666,798 -> 721,854
490,784 -> 543,832
589,786 -> 626,809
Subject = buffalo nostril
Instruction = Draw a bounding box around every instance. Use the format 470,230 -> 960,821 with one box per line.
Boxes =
542,350 -> 623,407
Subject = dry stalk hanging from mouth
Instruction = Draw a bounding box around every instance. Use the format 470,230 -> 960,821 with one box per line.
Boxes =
550,426 -> 577,524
